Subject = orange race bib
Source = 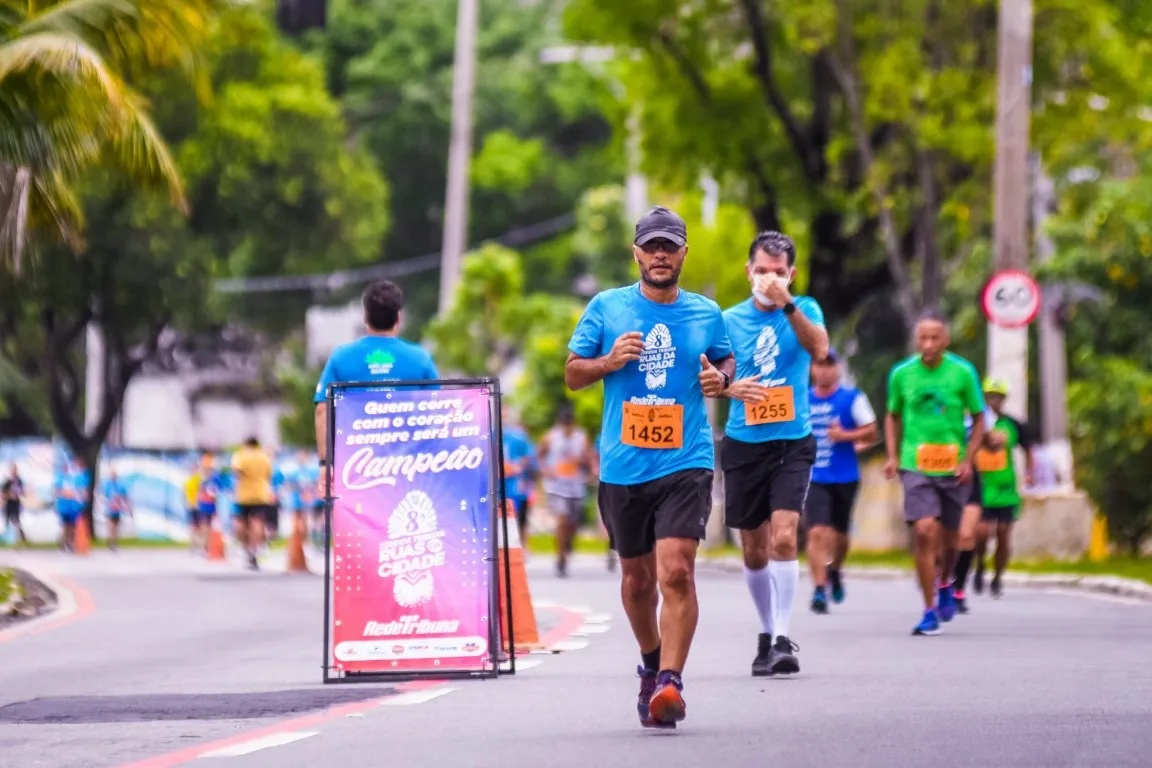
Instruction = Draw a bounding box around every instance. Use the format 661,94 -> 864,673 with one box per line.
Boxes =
916,443 -> 959,473
744,387 -> 796,426
621,402 -> 683,449
553,459 -> 579,478
975,448 -> 1008,473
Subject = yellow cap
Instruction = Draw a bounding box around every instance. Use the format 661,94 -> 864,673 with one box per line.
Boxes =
983,377 -> 1009,396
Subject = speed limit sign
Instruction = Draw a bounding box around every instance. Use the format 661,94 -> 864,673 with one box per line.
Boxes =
982,270 -> 1041,328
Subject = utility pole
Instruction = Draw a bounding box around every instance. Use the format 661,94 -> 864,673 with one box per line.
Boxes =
987,0 -> 1034,420
438,0 -> 480,314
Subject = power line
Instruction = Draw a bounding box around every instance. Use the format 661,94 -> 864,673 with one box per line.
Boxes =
213,213 -> 577,294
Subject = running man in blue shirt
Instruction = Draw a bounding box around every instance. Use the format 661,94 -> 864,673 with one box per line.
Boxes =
566,207 -> 734,729
313,279 -> 438,486
806,349 -> 878,612
102,471 -> 132,551
55,459 -> 89,552
501,407 -> 536,546
721,231 -> 829,678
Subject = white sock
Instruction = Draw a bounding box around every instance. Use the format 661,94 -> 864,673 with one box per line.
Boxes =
743,565 -> 773,635
769,559 -> 799,640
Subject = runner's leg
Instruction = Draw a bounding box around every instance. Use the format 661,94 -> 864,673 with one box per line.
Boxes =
902,472 -> 943,634
804,482 -> 834,613
740,523 -> 774,672
828,481 -> 858,603
974,518 -> 991,594
767,509 -> 802,672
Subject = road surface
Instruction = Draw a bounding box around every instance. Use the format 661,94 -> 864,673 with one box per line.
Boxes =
1,549 -> 1150,767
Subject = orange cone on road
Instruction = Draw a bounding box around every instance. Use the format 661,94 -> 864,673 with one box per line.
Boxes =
207,526 -> 226,561
74,515 -> 91,555
286,512 -> 309,573
498,500 -> 541,654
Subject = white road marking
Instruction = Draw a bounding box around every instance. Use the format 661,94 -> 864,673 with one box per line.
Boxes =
572,624 -> 611,636
378,687 -> 457,706
200,731 -> 318,758
583,613 -> 612,624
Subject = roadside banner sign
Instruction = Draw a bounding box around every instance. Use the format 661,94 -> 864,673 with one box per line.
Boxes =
322,379 -> 513,682
982,269 -> 1041,328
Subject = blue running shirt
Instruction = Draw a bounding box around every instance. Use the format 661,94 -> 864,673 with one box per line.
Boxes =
568,283 -> 732,486
314,336 -> 438,403
810,386 -> 877,484
502,427 -> 534,502
723,296 -> 825,443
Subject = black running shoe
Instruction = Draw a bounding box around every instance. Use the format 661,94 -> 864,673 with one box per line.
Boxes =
974,567 -> 985,595
767,636 -> 800,676
990,577 -> 1003,599
751,633 -> 774,677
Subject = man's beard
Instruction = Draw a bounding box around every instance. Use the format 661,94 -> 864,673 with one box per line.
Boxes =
639,263 -> 681,290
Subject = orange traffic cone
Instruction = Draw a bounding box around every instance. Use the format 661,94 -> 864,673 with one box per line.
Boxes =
74,515 -> 91,556
286,512 -> 309,573
498,500 -> 541,654
207,526 -> 226,561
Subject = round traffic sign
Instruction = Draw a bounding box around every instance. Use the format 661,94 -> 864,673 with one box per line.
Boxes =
982,269 -> 1041,328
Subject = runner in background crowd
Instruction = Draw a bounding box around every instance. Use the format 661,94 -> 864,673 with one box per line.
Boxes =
721,231 -> 828,676
951,408 -> 996,613
266,463 -> 285,544
884,310 -> 985,636
973,377 -> 1036,599
102,470 -> 132,551
185,462 -> 202,552
313,279 -> 438,496
232,437 -> 273,571
501,407 -> 536,547
292,450 -> 323,548
194,453 -> 222,554
806,348 -> 877,613
566,206 -> 735,728
55,458 -> 89,552
2,463 -> 27,546
538,403 -> 594,578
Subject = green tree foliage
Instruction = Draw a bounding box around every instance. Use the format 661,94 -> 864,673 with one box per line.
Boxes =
426,246 -> 602,439
1067,358 -> 1152,553
0,0 -> 220,269
311,0 -> 620,324
561,0 -> 1152,344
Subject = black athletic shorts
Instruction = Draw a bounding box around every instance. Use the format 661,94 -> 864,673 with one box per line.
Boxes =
967,472 -> 982,506
4,500 -> 20,523
597,469 -> 713,559
721,435 -> 816,531
512,498 -> 529,531
805,481 -> 859,534
982,505 -> 1018,524
235,504 -> 265,523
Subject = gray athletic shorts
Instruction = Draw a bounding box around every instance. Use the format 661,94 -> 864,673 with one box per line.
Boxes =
548,495 -> 585,525
900,471 -> 969,531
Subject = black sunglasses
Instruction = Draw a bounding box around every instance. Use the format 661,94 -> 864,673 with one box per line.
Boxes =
638,239 -> 681,254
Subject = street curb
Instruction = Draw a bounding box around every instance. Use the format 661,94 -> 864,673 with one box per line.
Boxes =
0,565 -> 77,642
695,554 -> 1152,602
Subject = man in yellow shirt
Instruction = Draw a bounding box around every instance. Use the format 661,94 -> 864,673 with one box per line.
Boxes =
231,437 -> 273,570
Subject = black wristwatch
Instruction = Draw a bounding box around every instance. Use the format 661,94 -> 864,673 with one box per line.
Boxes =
720,370 -> 731,390
318,458 -> 329,467
783,301 -> 797,316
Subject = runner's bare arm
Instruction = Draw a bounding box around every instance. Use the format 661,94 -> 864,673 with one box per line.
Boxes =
711,352 -> 736,383
883,412 -> 901,478
964,412 -> 986,469
564,332 -> 644,390
314,402 -> 328,460
786,309 -> 829,360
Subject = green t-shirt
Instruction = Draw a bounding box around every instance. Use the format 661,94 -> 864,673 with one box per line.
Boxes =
886,352 -> 986,476
978,414 -> 1033,508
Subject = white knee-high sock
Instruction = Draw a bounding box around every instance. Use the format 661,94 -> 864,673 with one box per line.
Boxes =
743,565 -> 773,635
769,559 -> 799,640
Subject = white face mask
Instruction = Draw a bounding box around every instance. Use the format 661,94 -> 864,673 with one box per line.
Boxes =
751,274 -> 791,307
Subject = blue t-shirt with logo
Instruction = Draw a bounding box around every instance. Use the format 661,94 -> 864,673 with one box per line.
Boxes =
55,467 -> 89,519
724,296 -> 825,443
296,464 -> 321,507
103,479 -> 130,516
313,336 -> 439,403
502,427 -> 534,502
568,283 -> 732,486
810,386 -> 876,484
197,472 -> 221,514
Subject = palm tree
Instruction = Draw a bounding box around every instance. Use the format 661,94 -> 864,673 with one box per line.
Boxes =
0,0 -> 220,272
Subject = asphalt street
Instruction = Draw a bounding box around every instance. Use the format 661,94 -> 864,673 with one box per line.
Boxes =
1,548 -> 1150,768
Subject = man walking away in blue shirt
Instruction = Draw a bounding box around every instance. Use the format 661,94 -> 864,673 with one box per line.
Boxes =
806,349 -> 878,612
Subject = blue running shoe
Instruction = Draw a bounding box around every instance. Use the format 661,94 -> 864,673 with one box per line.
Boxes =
937,583 -> 956,622
912,609 -> 940,636
811,586 -> 829,614
636,666 -> 674,729
829,568 -> 845,604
